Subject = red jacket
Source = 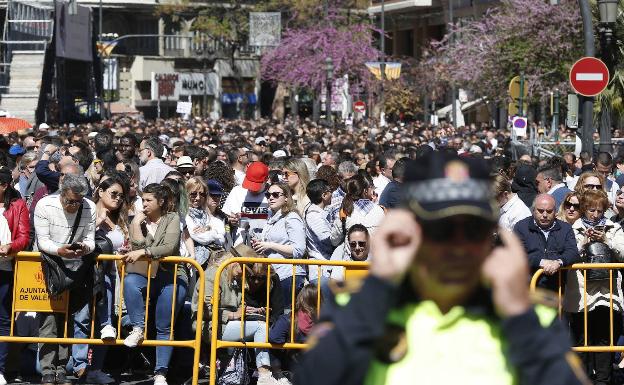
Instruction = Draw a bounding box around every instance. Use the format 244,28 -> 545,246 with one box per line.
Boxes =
4,199 -> 30,253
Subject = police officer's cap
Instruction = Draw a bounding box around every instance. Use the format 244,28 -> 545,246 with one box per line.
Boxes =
401,152 -> 498,222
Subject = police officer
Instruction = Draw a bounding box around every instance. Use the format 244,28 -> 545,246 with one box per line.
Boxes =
294,152 -> 588,385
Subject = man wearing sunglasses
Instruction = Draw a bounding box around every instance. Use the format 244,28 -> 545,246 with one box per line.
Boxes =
296,153 -> 586,385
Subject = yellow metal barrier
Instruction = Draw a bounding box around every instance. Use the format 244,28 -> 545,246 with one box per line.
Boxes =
0,252 -> 205,385
208,258 -> 369,385
530,263 -> 624,353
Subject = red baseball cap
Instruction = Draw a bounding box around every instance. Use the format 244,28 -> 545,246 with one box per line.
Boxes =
242,162 -> 269,192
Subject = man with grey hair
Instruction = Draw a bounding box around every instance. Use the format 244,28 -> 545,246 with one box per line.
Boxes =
138,136 -> 174,191
34,174 -> 97,385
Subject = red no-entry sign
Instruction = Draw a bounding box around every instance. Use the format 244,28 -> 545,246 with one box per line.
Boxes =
569,57 -> 609,97
354,101 -> 366,113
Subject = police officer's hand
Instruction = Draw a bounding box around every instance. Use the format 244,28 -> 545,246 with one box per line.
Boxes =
481,229 -> 530,318
370,209 -> 421,285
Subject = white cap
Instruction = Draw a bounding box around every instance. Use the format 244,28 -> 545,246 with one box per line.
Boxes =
176,155 -> 194,168
255,137 -> 267,145
88,132 -> 98,138
273,150 -> 287,158
39,123 -> 50,130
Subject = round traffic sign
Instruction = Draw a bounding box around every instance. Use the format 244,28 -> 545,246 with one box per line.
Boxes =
513,117 -> 527,129
354,101 -> 366,113
570,57 -> 609,97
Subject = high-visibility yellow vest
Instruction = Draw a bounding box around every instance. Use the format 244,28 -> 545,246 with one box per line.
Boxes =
363,301 -> 557,385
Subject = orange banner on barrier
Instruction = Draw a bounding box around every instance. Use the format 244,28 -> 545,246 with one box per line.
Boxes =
13,260 -> 67,312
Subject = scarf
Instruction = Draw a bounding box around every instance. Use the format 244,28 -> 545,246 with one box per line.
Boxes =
188,208 -> 211,265
581,216 -> 607,229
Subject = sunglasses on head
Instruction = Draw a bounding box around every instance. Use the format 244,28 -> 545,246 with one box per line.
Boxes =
563,201 -> 580,210
265,191 -> 284,199
421,217 -> 496,243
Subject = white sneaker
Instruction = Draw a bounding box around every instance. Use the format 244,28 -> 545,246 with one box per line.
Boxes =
256,372 -> 275,385
123,327 -> 144,348
0,373 -> 7,385
100,325 -> 117,341
153,374 -> 168,385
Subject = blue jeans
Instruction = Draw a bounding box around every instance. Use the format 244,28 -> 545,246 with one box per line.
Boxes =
279,275 -> 306,309
71,266 -> 116,373
221,321 -> 269,368
124,269 -> 188,374
0,270 -> 13,374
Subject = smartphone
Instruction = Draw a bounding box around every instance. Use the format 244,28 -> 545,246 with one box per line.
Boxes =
593,225 -> 605,232
67,243 -> 82,251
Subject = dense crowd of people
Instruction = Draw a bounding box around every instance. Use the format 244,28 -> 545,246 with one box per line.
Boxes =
0,115 -> 619,385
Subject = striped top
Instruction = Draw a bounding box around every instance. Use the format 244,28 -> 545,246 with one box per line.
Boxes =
33,193 -> 96,256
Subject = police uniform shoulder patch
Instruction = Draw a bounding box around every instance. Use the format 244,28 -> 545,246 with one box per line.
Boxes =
374,323 -> 407,364
304,322 -> 334,351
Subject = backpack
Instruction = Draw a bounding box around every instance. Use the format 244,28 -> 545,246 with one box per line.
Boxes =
217,348 -> 250,385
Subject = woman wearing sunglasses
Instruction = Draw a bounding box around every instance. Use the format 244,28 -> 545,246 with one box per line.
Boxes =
564,189 -> 624,384
252,183 -> 306,307
557,192 -> 581,225
184,177 -> 225,268
573,172 -> 605,196
73,174 -> 130,382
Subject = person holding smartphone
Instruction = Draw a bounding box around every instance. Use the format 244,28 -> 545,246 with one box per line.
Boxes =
564,189 -> 624,384
295,153 -> 587,385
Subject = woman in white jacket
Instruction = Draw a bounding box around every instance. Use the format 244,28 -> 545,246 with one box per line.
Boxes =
330,173 -> 384,259
563,189 -> 624,383
184,177 -> 226,268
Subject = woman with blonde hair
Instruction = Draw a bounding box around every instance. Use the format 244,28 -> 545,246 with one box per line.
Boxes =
184,177 -> 225,267
283,158 -> 311,215
557,191 -> 581,225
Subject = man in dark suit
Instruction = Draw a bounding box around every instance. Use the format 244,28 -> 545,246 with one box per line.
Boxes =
514,194 -> 579,291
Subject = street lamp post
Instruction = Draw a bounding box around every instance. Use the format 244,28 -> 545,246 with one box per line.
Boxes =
449,0 -> 457,127
598,0 -> 617,152
578,0 -> 595,156
325,57 -> 334,127
380,0 -> 385,124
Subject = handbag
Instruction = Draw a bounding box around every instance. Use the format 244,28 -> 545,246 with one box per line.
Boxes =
41,202 -> 95,296
584,241 -> 613,281
217,348 -> 250,385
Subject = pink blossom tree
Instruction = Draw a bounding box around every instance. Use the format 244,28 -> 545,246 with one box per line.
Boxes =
433,0 -> 583,102
261,21 -> 381,105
